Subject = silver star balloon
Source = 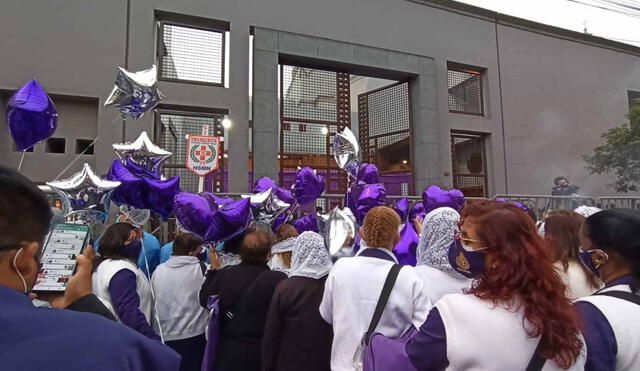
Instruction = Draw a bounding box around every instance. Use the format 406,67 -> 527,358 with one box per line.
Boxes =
46,163 -> 121,219
241,188 -> 290,225
333,127 -> 361,178
324,206 -> 357,255
104,65 -> 164,119
112,131 -> 172,174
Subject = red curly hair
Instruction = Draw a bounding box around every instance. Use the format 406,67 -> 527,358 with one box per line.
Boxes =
461,201 -> 582,369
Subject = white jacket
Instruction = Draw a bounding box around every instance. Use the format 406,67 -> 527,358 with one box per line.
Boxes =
92,259 -> 154,324
413,264 -> 471,306
319,248 -> 430,371
151,256 -> 207,341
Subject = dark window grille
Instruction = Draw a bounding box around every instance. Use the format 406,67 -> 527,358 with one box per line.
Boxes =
158,23 -> 225,85
358,82 -> 412,195
45,138 -> 66,154
156,110 -> 225,192
448,67 -> 483,115
628,90 -> 640,109
75,139 -> 95,155
451,132 -> 488,197
279,65 -> 350,195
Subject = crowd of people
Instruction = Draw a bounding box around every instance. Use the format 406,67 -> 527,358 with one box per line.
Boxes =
1,164 -> 639,371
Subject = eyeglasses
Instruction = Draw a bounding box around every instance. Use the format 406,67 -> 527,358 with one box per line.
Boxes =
454,231 -> 482,245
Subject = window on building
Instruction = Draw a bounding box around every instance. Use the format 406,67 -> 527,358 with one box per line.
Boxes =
447,62 -> 484,115
13,143 -> 34,152
628,90 -> 640,109
450,132 -> 488,197
157,13 -> 228,86
156,109 -> 226,193
45,138 -> 66,154
75,139 -> 95,155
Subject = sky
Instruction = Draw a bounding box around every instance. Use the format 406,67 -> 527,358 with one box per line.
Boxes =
455,0 -> 640,47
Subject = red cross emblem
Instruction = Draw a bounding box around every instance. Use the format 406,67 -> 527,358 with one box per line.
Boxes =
194,145 -> 212,162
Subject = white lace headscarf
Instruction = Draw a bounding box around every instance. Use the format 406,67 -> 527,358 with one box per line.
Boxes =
268,237 -> 297,272
416,207 -> 460,273
289,231 -> 332,279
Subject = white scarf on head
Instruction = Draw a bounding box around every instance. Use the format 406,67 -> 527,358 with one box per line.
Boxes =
417,207 -> 460,273
289,231 -> 332,279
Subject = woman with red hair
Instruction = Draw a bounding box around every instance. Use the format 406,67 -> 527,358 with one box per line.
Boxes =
406,201 -> 585,370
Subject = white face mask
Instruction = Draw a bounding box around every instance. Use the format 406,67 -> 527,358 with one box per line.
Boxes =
13,248 -> 29,294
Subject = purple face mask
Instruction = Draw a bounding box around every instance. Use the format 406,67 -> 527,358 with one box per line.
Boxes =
447,239 -> 486,278
124,239 -> 142,262
579,249 -> 608,276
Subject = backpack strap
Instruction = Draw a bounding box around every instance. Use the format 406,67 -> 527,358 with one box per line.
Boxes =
596,290 -> 640,306
525,338 -> 546,371
364,264 -> 402,345
198,260 -> 207,276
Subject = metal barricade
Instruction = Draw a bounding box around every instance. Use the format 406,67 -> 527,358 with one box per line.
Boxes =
597,197 -> 640,210
492,194 -> 597,219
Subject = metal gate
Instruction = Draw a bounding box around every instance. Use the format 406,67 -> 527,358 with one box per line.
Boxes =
279,65 -> 351,204
156,109 -> 226,193
450,132 -> 488,197
358,81 -> 413,195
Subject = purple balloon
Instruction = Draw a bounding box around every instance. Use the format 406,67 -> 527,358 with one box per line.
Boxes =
293,167 -> 325,205
409,202 -> 426,223
173,192 -> 221,238
293,213 -> 319,233
107,159 -> 180,220
357,163 -> 380,184
422,185 -> 466,215
124,157 -> 162,179
204,198 -> 252,242
356,183 -> 387,223
393,223 -> 418,266
6,79 -> 58,151
253,176 -> 295,205
394,197 -> 410,223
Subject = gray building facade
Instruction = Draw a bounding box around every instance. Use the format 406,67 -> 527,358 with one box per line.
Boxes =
1,0 -> 639,197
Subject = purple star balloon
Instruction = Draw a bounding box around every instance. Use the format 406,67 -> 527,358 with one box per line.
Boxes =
6,79 -> 58,151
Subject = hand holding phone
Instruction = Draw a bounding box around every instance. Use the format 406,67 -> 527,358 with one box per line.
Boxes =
36,246 -> 94,309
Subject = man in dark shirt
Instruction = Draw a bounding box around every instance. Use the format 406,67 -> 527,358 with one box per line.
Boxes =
0,166 -> 179,371
551,176 -> 580,196
200,231 -> 286,371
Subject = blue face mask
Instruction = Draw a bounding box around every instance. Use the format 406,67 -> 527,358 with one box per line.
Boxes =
579,249 -> 608,276
448,239 -> 486,278
124,239 -> 142,261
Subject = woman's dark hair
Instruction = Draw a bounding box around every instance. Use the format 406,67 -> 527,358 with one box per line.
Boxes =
239,231 -> 273,263
544,210 -> 600,289
466,202 -> 582,368
223,226 -> 256,254
584,208 -> 640,292
93,223 -> 136,270
173,233 -> 203,256
554,176 -> 568,186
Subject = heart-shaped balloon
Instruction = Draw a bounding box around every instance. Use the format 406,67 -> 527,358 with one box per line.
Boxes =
356,183 -> 387,223
393,223 -> 419,266
422,185 -> 466,215
394,197 -> 410,223
293,167 -> 326,205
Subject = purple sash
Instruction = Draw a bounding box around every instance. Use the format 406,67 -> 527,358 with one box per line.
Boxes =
201,296 -> 220,371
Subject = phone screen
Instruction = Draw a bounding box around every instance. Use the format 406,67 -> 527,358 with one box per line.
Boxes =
32,223 -> 90,293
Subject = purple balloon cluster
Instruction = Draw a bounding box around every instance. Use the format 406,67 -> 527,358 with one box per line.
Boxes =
347,163 -> 387,224
292,167 -> 326,205
6,80 -> 58,151
174,192 -> 251,243
107,158 -> 180,220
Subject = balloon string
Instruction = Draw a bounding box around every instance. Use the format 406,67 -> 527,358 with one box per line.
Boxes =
17,151 -> 26,172
53,136 -> 99,181
141,238 -> 165,344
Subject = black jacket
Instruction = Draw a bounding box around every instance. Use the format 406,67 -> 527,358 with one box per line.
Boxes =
261,276 -> 333,371
200,261 -> 287,371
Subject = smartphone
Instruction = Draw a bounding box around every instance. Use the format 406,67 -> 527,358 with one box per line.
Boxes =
32,223 -> 91,293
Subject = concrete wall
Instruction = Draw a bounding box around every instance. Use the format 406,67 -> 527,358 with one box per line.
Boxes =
1,0 -> 638,196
